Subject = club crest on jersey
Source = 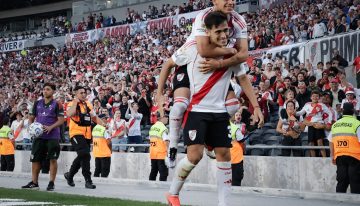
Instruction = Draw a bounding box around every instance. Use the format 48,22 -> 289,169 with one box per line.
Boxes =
189,130 -> 197,141
177,73 -> 185,82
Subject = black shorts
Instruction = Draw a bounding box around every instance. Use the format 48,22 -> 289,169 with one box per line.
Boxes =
172,65 -> 190,91
183,112 -> 231,148
31,139 -> 60,162
307,126 -> 325,143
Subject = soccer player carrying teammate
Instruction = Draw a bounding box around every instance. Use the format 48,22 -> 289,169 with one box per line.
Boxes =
22,83 -> 65,191
157,0 -> 263,167
149,112 -> 170,181
166,11 -> 263,206
92,114 -> 112,178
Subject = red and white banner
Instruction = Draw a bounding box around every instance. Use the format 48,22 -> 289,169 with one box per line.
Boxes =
65,30 -> 97,44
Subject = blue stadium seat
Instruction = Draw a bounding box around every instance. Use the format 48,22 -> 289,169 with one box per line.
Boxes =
250,144 -> 265,156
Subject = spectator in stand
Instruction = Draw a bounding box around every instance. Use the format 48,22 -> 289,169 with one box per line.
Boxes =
326,78 -> 346,113
353,54 -> 360,88
125,102 -> 143,152
296,82 -> 311,110
110,110 -> 127,152
277,100 -> 305,157
297,90 -> 331,157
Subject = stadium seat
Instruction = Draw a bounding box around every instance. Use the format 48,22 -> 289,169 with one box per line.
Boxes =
248,131 -> 263,145
250,144 -> 265,156
262,122 -> 277,130
264,135 -> 281,145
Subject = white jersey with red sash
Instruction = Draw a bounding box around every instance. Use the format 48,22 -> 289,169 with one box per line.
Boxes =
297,102 -> 331,124
110,118 -> 126,138
127,113 -> 143,136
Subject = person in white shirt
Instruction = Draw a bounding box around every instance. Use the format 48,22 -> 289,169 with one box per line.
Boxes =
312,17 -> 327,39
341,87 -> 360,118
156,1 -> 263,173
109,110 -> 127,152
166,11 -> 263,206
296,90 -> 332,157
125,102 -> 143,152
10,111 -> 30,150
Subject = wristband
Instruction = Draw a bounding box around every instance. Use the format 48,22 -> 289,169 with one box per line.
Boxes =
254,105 -> 260,108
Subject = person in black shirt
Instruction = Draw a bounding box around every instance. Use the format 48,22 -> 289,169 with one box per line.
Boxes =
119,96 -> 129,121
137,88 -> 151,126
296,82 -> 311,110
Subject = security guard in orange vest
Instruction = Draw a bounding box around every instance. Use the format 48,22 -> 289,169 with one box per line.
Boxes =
229,111 -> 247,186
149,112 -> 169,181
0,119 -> 15,171
328,102 -> 360,194
92,114 -> 113,178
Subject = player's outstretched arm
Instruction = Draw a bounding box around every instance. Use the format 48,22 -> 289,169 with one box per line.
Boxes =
156,59 -> 176,98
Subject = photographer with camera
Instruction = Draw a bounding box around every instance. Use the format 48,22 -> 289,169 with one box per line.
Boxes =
64,86 -> 105,189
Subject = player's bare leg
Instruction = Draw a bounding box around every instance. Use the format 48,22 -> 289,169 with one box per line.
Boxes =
167,144 -> 204,205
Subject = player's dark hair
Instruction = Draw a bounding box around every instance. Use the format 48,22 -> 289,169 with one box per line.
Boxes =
44,82 -> 56,91
204,11 -> 227,29
74,86 -> 85,92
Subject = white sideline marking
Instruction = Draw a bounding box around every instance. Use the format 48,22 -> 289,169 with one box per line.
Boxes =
0,202 -> 56,205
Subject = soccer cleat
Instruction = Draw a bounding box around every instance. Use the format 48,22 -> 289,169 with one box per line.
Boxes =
85,181 -> 96,189
21,181 -> 39,190
64,172 -> 75,187
46,181 -> 55,191
167,148 -> 177,168
205,146 -> 216,159
166,192 -> 180,206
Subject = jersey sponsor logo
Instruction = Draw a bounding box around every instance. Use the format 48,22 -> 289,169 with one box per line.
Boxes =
188,130 -> 197,141
177,73 -> 185,82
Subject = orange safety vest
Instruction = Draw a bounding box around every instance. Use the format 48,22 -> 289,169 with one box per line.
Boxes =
231,140 -> 244,164
68,101 -> 93,139
149,121 -> 168,160
0,139 -> 15,155
93,138 -> 111,158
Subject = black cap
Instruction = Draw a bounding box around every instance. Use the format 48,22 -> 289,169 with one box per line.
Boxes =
98,114 -> 107,119
343,102 -> 355,116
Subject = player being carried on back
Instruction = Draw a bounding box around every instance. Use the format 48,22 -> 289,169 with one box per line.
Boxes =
156,0 -> 264,168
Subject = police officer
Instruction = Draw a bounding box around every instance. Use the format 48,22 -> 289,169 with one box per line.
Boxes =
149,112 -> 169,181
64,86 -> 105,189
328,102 -> 360,194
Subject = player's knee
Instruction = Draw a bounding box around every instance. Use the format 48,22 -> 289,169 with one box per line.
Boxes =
187,152 -> 203,165
214,148 -> 231,162
170,98 -> 189,118
225,98 -> 240,117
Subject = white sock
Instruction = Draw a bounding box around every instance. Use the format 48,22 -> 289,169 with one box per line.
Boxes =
216,161 -> 232,206
225,98 -> 240,117
169,156 -> 195,195
169,98 -> 189,149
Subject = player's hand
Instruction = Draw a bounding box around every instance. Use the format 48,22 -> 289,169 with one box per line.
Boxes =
253,107 -> 264,128
199,59 -> 221,73
43,125 -> 53,134
155,94 -> 165,106
332,158 -> 336,165
226,48 -> 238,55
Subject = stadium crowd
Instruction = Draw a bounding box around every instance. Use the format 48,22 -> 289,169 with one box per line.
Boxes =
0,0 -> 360,158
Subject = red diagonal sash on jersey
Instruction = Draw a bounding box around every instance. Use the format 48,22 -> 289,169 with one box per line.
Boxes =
306,103 -> 322,121
128,118 -> 136,130
182,69 -> 227,127
111,124 -> 125,139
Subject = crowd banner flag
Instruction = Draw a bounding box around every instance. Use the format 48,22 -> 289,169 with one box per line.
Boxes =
249,42 -> 305,66
0,40 -> 26,52
304,30 -> 360,66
